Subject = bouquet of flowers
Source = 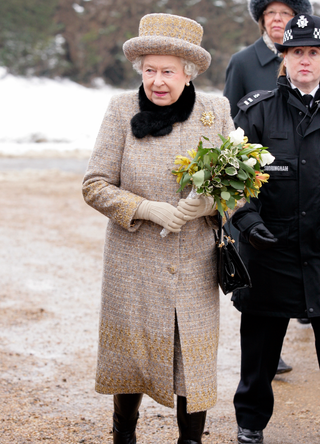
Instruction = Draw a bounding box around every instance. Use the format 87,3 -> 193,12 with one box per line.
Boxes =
160,128 -> 274,237
172,127 -> 275,216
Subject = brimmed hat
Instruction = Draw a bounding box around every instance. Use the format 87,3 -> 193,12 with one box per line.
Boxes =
275,14 -> 320,52
248,0 -> 313,23
123,13 -> 211,75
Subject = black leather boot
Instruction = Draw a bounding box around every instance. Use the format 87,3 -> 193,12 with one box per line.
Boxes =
276,356 -> 292,375
113,393 -> 143,444
177,396 -> 207,444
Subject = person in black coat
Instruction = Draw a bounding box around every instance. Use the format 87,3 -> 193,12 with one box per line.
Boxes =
231,14 -> 320,444
224,0 -> 313,119
224,0 -> 313,375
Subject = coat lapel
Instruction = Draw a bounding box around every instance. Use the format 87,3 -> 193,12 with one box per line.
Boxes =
254,37 -> 281,67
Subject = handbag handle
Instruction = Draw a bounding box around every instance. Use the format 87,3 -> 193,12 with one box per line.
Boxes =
217,211 -> 233,243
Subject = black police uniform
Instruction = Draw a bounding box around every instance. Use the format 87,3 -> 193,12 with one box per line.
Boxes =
231,76 -> 320,430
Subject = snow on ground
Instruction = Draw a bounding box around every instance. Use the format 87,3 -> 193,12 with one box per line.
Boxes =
0,67 -> 221,157
0,67 -> 125,156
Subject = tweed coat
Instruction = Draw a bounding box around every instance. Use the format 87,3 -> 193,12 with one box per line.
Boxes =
82,89 -> 234,413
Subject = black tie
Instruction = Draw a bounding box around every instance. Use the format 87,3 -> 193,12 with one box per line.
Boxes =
302,94 -> 313,110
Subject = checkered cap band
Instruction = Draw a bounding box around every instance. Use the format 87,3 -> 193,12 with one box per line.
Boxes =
314,28 -> 320,39
283,29 -> 293,43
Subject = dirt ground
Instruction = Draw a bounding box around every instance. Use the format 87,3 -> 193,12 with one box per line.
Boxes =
0,154 -> 320,444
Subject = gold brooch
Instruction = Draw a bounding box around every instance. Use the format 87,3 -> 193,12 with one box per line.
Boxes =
200,111 -> 215,126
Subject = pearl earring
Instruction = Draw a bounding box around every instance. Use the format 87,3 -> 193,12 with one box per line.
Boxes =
186,82 -> 190,86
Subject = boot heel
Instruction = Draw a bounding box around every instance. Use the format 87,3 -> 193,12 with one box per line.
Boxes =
177,396 -> 207,444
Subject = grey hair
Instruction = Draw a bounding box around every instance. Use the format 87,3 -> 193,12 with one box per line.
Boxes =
132,56 -> 199,80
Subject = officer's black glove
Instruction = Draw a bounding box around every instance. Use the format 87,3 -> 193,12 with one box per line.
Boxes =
248,223 -> 278,250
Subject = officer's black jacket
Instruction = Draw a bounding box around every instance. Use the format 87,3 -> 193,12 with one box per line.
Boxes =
232,76 -> 320,318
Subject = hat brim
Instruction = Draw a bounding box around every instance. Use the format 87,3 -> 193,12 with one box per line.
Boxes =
275,39 -> 320,52
123,36 -> 211,75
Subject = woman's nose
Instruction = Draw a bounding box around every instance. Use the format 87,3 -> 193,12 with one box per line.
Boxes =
272,12 -> 282,20
153,72 -> 164,86
301,54 -> 311,65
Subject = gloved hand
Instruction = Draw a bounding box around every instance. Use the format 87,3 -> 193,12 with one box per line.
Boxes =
133,200 -> 186,233
177,196 -> 217,221
248,223 -> 278,250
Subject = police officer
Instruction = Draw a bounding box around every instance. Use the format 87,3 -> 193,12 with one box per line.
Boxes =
231,14 -> 320,444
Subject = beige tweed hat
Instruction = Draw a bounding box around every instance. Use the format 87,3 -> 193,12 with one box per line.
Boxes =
123,13 -> 211,75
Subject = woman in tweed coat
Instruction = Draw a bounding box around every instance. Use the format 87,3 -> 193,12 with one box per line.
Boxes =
82,13 -> 235,444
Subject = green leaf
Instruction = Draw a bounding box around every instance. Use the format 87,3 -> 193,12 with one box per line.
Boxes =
209,151 -> 219,165
221,191 -> 230,200
237,169 -> 248,180
192,170 -> 205,187
218,134 -> 227,144
225,166 -> 237,176
226,196 -> 236,209
239,147 -> 259,156
230,179 -> 245,190
215,196 -> 224,216
193,147 -> 210,163
177,173 -> 191,192
239,160 -> 255,176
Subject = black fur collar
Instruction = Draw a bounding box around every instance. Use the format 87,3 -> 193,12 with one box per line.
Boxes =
131,82 -> 196,138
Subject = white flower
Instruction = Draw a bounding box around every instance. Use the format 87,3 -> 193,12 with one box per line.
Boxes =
229,127 -> 245,145
251,143 -> 263,149
243,158 -> 256,167
260,152 -> 275,167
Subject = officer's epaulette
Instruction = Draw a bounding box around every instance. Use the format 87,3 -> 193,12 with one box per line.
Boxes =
237,90 -> 274,111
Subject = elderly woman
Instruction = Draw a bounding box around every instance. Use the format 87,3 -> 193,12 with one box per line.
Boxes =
224,0 -> 313,119
230,14 -> 320,444
82,13 -> 236,444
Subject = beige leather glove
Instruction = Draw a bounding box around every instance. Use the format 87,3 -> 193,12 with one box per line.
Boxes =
177,196 -> 217,221
134,200 -> 186,233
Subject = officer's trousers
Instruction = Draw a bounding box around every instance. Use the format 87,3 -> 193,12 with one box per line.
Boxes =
234,313 -> 320,430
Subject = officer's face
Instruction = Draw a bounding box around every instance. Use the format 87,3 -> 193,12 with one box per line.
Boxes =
263,2 -> 295,44
285,47 -> 320,93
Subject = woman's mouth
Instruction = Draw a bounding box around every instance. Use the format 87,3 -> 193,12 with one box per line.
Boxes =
153,91 -> 168,97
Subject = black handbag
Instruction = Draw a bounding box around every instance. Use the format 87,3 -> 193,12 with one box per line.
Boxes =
215,211 -> 252,295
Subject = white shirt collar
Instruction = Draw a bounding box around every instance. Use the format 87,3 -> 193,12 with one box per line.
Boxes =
290,82 -> 319,98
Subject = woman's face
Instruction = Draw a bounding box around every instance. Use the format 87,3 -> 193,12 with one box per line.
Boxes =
263,1 -> 295,44
284,47 -> 320,93
142,55 -> 191,106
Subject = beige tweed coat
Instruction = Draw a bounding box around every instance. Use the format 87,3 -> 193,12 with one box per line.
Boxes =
82,89 -> 234,413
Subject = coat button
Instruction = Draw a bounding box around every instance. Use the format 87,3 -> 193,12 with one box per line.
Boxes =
304,262 -> 308,266
309,308 -> 314,313
301,159 -> 306,165
299,111 -> 302,115
301,211 -> 306,216
168,265 -> 177,274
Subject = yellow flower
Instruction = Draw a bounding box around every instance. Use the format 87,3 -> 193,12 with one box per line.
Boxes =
221,199 -> 228,211
244,186 -> 259,198
175,170 -> 184,184
248,150 -> 260,161
187,148 -> 197,159
189,164 -> 198,175
174,155 -> 191,168
255,172 -> 270,188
